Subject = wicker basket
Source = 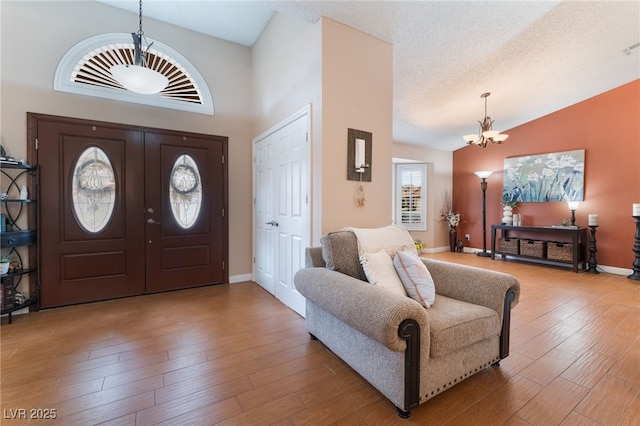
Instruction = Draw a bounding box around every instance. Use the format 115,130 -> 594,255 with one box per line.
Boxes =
520,239 -> 545,258
498,237 -> 519,255
547,242 -> 573,262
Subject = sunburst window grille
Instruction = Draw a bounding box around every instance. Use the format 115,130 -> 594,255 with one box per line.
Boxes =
55,33 -> 214,115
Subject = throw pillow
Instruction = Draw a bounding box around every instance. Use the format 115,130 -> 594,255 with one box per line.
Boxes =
360,250 -> 407,297
344,224 -> 418,258
393,249 -> 435,308
320,231 -> 367,281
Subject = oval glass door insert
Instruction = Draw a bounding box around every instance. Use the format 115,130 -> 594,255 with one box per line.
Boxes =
169,154 -> 202,229
71,147 -> 116,233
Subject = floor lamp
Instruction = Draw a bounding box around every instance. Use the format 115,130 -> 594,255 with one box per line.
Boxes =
475,171 -> 493,257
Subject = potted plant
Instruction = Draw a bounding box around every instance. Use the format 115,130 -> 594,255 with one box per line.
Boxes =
1,254 -> 10,275
440,191 -> 462,251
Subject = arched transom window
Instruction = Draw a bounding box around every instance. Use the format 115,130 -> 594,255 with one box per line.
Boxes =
54,33 -> 213,115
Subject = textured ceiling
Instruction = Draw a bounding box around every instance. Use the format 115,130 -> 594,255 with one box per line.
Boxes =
97,1 -> 640,151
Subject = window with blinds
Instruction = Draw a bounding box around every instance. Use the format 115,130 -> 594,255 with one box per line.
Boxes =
395,163 -> 427,231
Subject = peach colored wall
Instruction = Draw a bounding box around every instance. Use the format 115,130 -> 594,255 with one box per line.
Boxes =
321,18 -> 393,233
392,143 -> 453,251
1,1 -> 254,278
453,80 -> 640,270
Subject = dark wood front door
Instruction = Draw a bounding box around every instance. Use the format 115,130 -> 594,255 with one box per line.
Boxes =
144,131 -> 227,292
30,114 -> 228,308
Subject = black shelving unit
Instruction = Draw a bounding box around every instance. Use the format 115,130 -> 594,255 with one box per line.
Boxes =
1,162 -> 39,324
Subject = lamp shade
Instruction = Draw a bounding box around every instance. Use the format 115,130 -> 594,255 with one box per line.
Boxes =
463,134 -> 480,144
567,201 -> 580,210
482,130 -> 500,139
475,170 -> 493,179
111,64 -> 169,95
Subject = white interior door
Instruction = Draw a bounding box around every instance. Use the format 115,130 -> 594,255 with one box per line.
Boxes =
253,107 -> 309,317
254,136 -> 275,295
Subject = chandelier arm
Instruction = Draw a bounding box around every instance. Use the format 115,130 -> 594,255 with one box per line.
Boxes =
142,39 -> 155,67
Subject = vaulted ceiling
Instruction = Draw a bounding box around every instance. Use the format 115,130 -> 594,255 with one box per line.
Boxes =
98,1 -> 640,151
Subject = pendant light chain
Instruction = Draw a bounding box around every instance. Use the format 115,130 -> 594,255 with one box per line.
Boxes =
138,0 -> 144,38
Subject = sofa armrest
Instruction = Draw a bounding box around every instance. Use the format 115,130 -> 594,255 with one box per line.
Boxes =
305,247 -> 326,268
422,258 -> 520,321
294,267 -> 429,352
422,258 -> 520,359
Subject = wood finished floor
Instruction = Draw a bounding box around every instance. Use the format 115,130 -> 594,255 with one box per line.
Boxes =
1,252 -> 639,425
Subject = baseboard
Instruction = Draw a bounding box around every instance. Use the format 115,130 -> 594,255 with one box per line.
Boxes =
229,273 -> 253,284
459,248 -> 634,276
425,246 -> 487,255
597,265 -> 633,276
421,246 -> 450,253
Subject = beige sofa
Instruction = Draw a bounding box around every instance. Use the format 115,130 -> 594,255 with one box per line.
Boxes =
294,230 -> 520,418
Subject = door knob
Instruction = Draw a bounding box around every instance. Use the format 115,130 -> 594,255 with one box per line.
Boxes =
147,208 -> 155,214
265,220 -> 279,227
147,218 -> 162,225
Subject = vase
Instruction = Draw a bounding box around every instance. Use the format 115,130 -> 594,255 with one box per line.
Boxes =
502,206 -> 513,225
449,228 -> 457,252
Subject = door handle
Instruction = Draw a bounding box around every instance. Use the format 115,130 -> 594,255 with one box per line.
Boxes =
265,220 -> 279,227
147,219 -> 162,225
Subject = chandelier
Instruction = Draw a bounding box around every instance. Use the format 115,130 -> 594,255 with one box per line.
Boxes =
110,0 -> 168,95
463,92 -> 509,148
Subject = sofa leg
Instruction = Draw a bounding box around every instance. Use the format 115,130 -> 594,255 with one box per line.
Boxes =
309,333 -> 318,341
492,360 -> 500,367
396,407 -> 411,419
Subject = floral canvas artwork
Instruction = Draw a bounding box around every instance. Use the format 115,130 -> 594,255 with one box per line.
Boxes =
503,149 -> 584,203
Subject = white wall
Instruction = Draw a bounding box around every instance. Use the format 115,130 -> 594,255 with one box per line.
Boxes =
251,12 -> 323,242
252,16 -> 394,242
392,142 -> 453,250
0,1 -> 254,277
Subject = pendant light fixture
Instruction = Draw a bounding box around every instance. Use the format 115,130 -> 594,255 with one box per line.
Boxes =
463,92 -> 509,148
110,0 -> 168,95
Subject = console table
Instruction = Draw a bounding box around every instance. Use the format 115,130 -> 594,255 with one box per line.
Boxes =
490,225 -> 588,272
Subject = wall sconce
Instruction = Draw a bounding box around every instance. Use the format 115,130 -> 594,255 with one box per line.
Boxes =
567,201 -> 580,226
355,138 -> 369,173
347,128 -> 372,182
